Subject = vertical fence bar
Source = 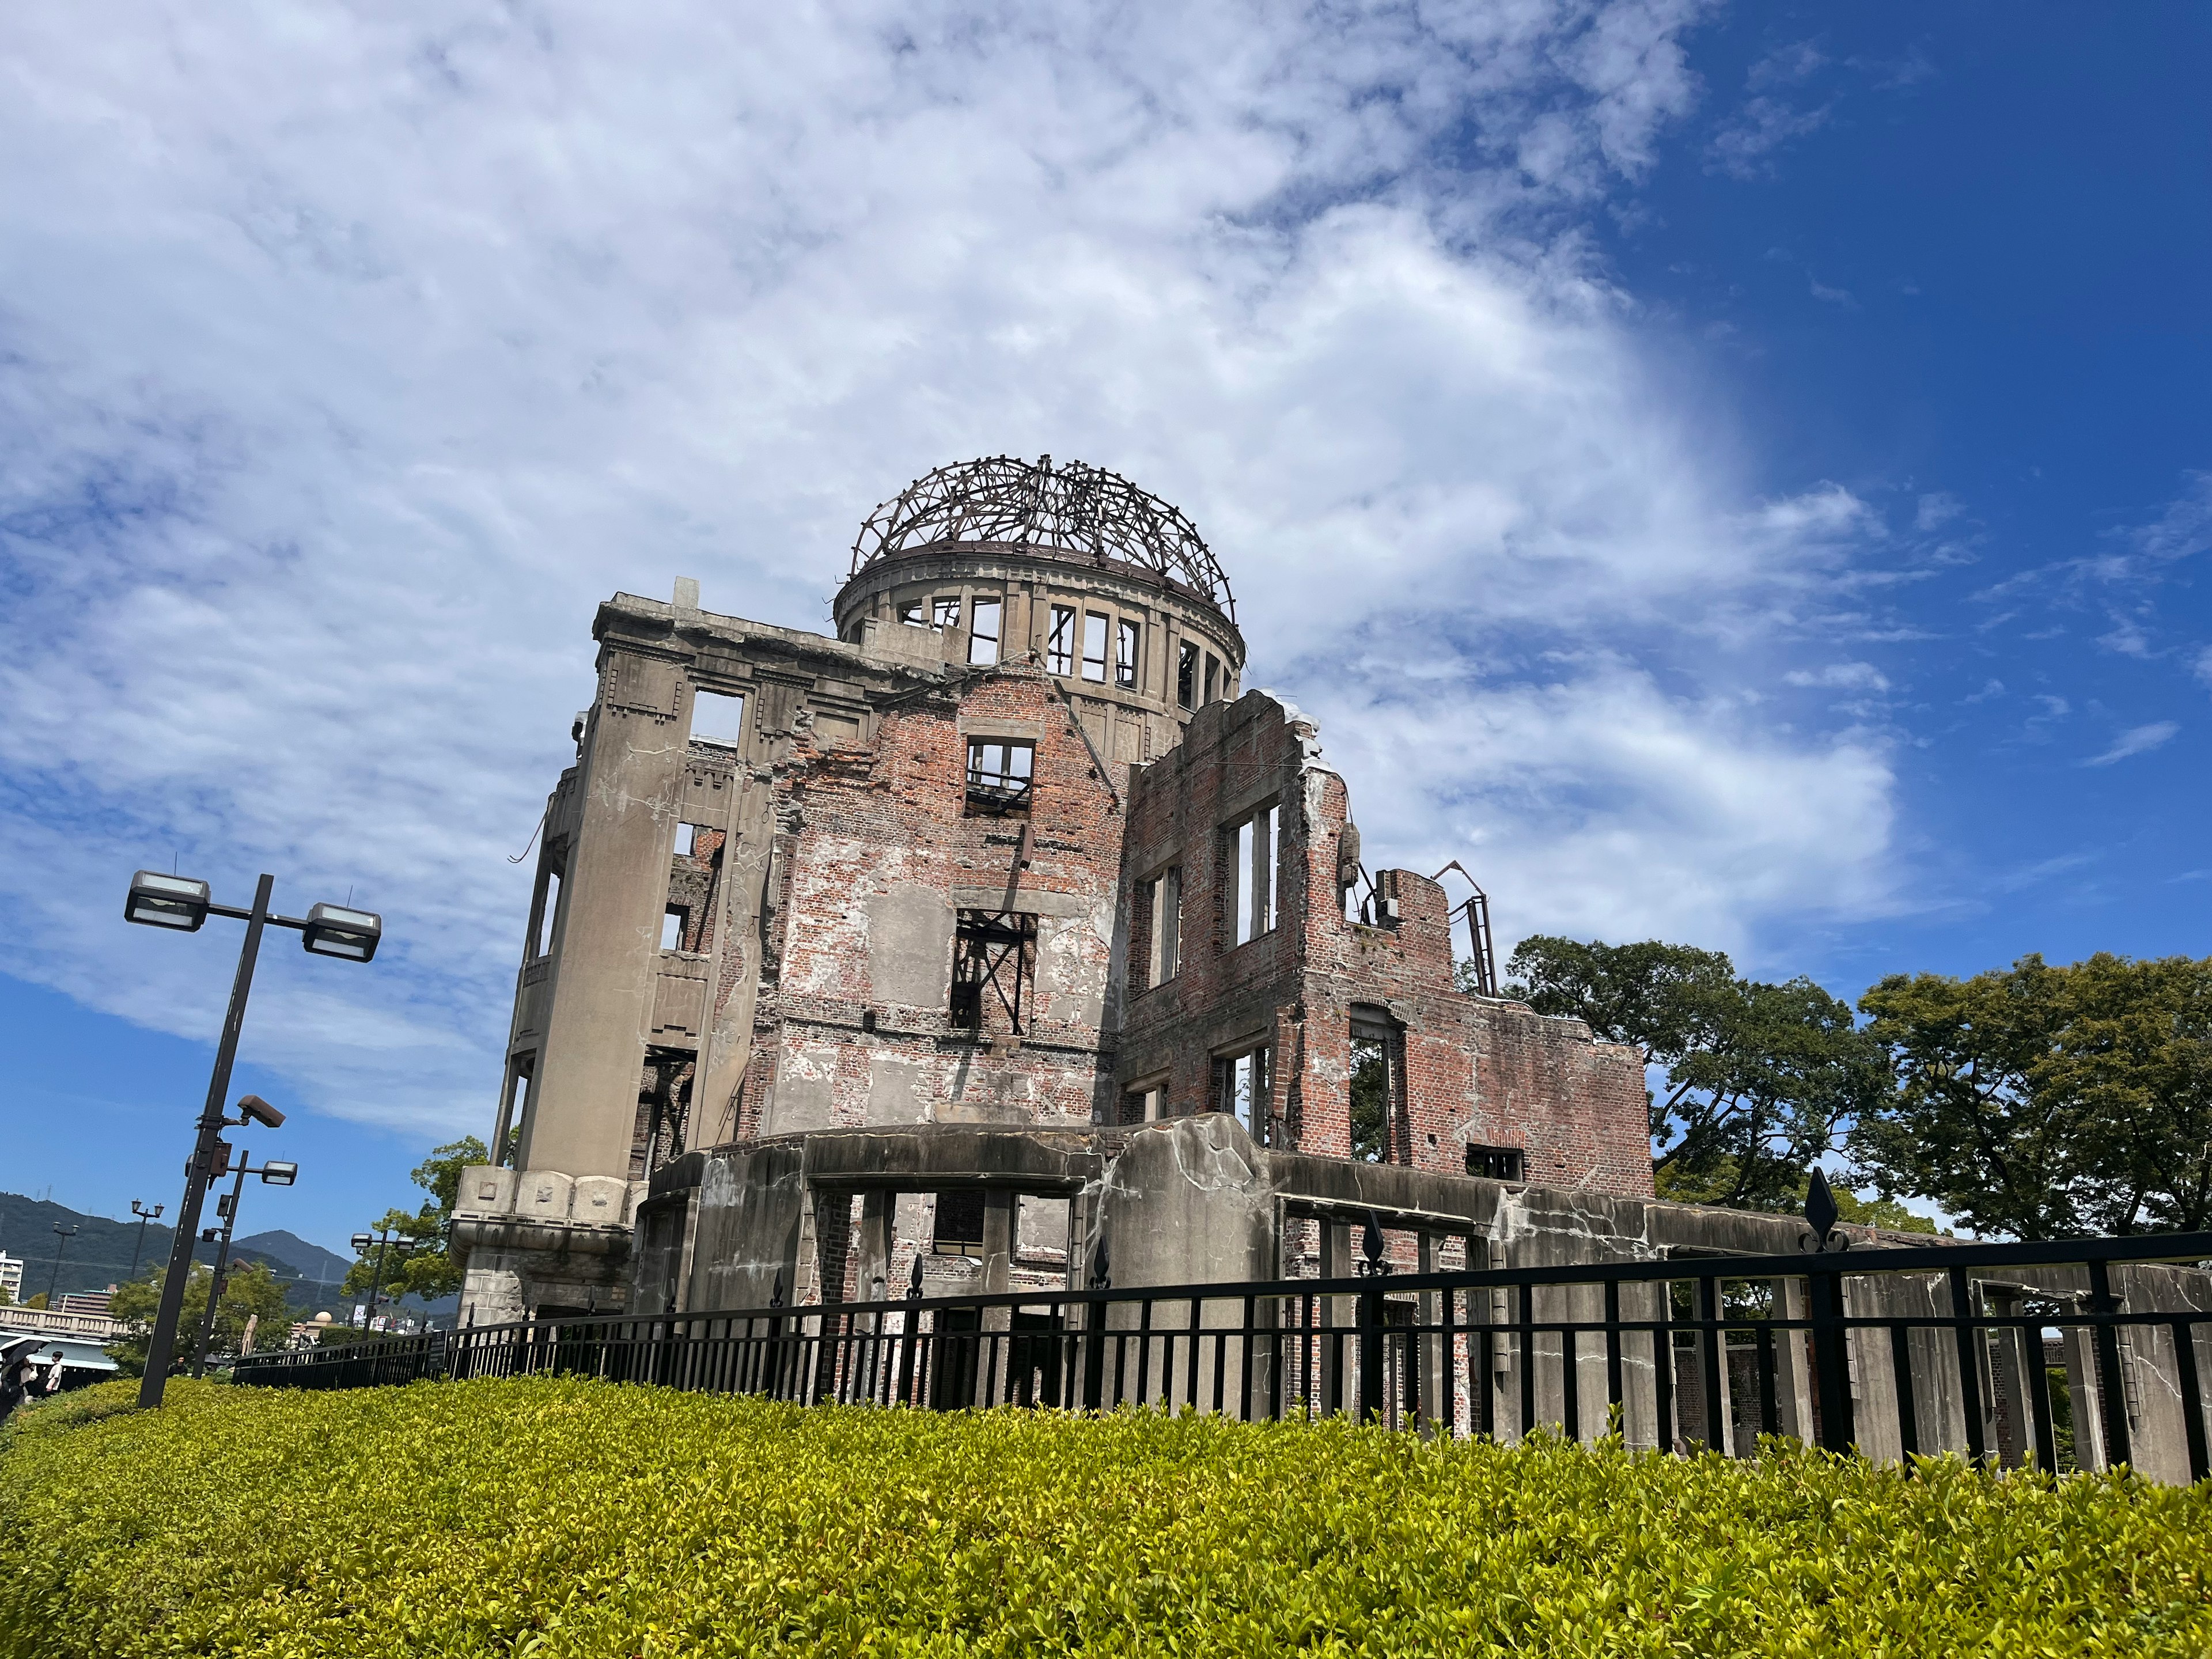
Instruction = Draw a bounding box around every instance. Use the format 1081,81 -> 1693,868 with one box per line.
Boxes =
2173,1317 -> 2207,1486
2085,1261 -> 2134,1471
1889,1322 -> 1919,1460
1604,1279 -> 1623,1433
1358,1282 -> 1383,1426
1948,1268 -> 1987,1466
1697,1277 -> 1724,1454
1808,1266 -> 1853,1455
1517,1282 -> 1535,1442
1755,1323 -> 1778,1444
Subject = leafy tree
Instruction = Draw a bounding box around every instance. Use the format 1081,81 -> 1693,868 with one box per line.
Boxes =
105,1262 -> 291,1376
342,1137 -> 488,1309
1853,953 -> 2212,1238
1508,935 -> 1892,1211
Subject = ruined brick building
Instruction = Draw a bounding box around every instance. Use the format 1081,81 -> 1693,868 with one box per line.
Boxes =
454,456 -> 1660,1326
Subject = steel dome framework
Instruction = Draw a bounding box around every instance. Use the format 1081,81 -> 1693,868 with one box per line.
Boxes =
850,456 -> 1233,618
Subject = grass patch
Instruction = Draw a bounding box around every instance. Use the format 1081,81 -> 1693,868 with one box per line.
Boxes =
3,1376 -> 2208,1656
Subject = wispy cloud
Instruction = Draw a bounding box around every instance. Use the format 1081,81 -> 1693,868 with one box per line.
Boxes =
1786,662 -> 1889,691
0,0 -> 1899,1132
2082,722 -> 2179,766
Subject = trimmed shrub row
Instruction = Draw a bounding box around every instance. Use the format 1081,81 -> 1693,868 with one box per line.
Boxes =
3,1376 -> 2209,1656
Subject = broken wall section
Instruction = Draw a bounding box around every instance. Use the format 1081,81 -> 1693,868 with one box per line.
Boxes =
1118,690 -> 1652,1200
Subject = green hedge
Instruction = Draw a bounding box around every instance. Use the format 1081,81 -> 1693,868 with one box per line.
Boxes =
3,1377 -> 2208,1656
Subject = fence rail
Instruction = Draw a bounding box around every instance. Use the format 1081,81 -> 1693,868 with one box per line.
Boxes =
232,1228 -> 2212,1482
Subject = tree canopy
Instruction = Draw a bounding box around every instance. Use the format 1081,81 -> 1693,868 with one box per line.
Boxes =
1504,935 -> 1892,1211
106,1261 -> 290,1376
1853,952 -> 2212,1238
342,1137 -> 488,1309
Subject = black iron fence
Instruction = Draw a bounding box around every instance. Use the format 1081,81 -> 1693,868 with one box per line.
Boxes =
233,1226 -> 2212,1482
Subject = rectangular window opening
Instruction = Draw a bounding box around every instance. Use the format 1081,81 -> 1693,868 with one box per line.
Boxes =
661,906 -> 689,952
673,822 -> 698,857
1081,612 -> 1109,683
1122,1085 -> 1164,1125
933,1190 -> 987,1257
1465,1145 -> 1525,1183
933,594 -> 961,631
1203,654 -> 1220,705
532,869 -> 562,959
1149,867 -> 1180,986
968,596 -> 1002,665
692,690 -> 747,748
1115,619 -> 1141,689
1047,605 -> 1076,676
1177,642 -> 1198,710
1350,1013 -> 1393,1164
965,738 -> 1035,817
1216,1047 -> 1271,1141
951,908 -> 1038,1035
1226,804 -> 1277,948
898,600 -> 927,629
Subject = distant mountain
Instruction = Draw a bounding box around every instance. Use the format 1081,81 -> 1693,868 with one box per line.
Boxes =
1,1194 -> 353,1314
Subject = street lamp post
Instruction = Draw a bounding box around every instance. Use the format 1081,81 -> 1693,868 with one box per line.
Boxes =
349,1228 -> 416,1331
126,870 -> 382,1408
46,1225 -> 79,1306
188,1150 -> 300,1378
128,1201 -> 165,1279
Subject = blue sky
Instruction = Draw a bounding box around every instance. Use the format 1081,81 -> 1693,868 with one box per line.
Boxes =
1,2 -> 2205,1257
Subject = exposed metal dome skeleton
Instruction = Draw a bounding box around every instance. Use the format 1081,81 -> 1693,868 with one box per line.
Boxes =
850,455 -> 1234,618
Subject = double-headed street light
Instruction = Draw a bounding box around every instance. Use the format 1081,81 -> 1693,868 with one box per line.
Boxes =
190,1145 -> 301,1378
350,1227 -> 417,1330
47,1225 -> 79,1306
126,870 -> 382,1407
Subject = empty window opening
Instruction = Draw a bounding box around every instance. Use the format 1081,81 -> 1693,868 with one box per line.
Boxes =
1203,654 -> 1221,705
968,596 -> 1002,665
1146,866 -> 1180,987
933,1190 -> 987,1257
1081,612 -> 1109,683
661,906 -> 690,952
933,594 -> 961,630
1047,605 -> 1076,675
898,599 -> 927,628
1350,1011 -> 1396,1163
1122,1084 -> 1164,1124
965,738 -> 1035,817
1217,1047 -> 1271,1140
531,868 -> 562,958
950,909 -> 1037,1034
1115,618 -> 1141,689
673,822 -> 698,857
1177,642 -> 1198,710
692,690 -> 747,748
1465,1145 -> 1525,1182
1227,804 -> 1278,948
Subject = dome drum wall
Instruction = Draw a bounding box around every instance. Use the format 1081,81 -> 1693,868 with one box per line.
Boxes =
834,543 -> 1245,760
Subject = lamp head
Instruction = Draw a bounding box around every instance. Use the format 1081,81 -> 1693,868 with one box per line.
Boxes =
302,903 -> 382,963
350,1233 -> 373,1253
258,1161 -> 299,1187
124,870 -> 210,931
235,1094 -> 285,1130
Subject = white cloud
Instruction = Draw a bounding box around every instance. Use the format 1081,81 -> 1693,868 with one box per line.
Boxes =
2195,646 -> 2212,687
2083,722 -> 2179,767
1785,662 -> 1888,692
0,0 -> 1897,1134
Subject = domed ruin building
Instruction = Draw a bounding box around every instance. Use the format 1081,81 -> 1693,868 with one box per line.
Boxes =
453,458 -> 1658,1324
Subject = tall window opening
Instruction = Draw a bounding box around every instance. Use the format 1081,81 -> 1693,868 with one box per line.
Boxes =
673,822 -> 698,857
1177,642 -> 1198,709
531,868 -> 562,958
1217,1047 -> 1271,1140
692,690 -> 747,748
1147,866 -> 1180,986
1226,804 -> 1278,948
1115,619 -> 1141,688
1081,612 -> 1109,682
968,596 -> 1002,665
661,906 -> 690,952
1350,1007 -> 1396,1163
950,909 -> 1037,1034
965,738 -> 1034,817
1047,605 -> 1076,675
933,1190 -> 987,1257
1203,654 -> 1221,705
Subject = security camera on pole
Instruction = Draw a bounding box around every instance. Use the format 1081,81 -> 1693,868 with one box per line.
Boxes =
123,869 -> 382,1408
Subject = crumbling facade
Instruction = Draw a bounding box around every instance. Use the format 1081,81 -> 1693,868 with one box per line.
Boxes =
452,457 -> 1652,1323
